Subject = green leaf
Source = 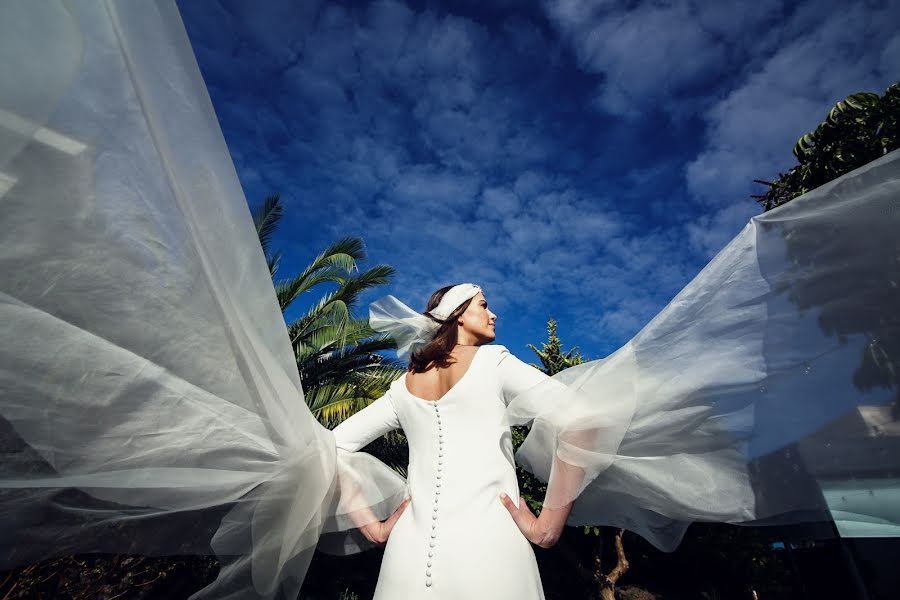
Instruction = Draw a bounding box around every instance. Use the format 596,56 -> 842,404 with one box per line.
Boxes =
251,193 -> 283,258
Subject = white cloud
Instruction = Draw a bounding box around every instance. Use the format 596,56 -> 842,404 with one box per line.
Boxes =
541,0 -> 782,117
395,167 -> 478,204
879,33 -> 900,76
685,202 -> 756,258
684,1 -> 899,256
481,187 -> 519,219
183,0 -> 899,355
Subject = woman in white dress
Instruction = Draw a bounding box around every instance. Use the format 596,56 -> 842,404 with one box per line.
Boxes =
1,3 -> 898,600
333,284 -> 570,599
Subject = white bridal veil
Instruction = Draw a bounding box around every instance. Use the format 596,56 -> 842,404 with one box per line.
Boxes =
0,2 -> 405,598
0,1 -> 898,598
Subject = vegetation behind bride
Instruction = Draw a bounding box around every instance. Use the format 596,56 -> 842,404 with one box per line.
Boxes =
2,83 -> 897,600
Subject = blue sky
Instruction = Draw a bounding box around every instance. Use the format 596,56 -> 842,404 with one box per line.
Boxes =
179,0 -> 899,360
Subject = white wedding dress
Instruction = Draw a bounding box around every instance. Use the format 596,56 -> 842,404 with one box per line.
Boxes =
333,345 -> 547,599
1,3 -> 898,600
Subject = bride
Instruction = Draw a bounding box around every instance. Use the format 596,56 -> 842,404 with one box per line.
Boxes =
333,284 -> 575,598
1,2 -> 897,599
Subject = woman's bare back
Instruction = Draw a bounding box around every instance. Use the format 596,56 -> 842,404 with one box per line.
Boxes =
404,346 -> 480,401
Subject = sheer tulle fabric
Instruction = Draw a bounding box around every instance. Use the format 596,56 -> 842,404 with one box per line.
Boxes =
1,1 -> 898,599
368,295 -> 442,360
509,152 -> 900,548
0,2 -> 402,598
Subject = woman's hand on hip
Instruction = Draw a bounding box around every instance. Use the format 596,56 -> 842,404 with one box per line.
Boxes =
359,496 -> 411,545
499,493 -> 569,549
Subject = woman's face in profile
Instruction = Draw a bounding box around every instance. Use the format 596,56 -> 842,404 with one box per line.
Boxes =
460,291 -> 497,343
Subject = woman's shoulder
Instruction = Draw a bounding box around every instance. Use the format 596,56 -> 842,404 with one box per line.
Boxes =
478,343 -> 511,358
388,373 -> 408,393
477,343 -> 515,367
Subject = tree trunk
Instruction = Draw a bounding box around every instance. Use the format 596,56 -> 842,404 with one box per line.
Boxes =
596,528 -> 629,600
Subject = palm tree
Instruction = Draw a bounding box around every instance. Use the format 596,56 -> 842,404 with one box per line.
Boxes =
251,193 -> 405,429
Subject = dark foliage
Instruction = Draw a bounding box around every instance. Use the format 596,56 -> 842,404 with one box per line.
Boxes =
753,81 -> 900,415
754,82 -> 900,211
0,555 -> 218,599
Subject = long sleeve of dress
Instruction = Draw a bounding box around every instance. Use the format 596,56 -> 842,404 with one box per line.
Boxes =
495,345 -> 638,511
495,347 -> 549,406
319,389 -> 408,555
332,390 -> 401,452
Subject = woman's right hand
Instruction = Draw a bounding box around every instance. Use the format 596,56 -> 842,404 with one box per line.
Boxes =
359,496 -> 411,545
499,493 -> 571,549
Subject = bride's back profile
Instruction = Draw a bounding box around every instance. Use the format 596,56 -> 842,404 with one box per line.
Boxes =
332,284 -> 561,599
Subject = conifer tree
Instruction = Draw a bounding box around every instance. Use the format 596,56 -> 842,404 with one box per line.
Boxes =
527,318 -> 584,375
525,319 -> 631,600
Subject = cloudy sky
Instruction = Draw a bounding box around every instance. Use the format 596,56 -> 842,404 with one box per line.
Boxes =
179,0 -> 898,359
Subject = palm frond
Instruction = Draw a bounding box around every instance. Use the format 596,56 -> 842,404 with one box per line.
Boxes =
288,268 -> 386,346
296,237 -> 366,282
275,267 -> 346,312
338,265 -> 396,306
306,384 -> 374,427
306,366 -> 403,427
275,237 -> 374,313
308,352 -> 402,386
362,430 -> 409,477
298,265 -> 396,341
267,249 -> 282,279
298,339 -> 402,392
252,193 -> 283,259
301,317 -> 369,353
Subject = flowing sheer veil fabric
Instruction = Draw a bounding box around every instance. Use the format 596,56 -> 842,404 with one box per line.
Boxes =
507,150 -> 900,548
368,295 -> 442,360
0,2 -> 405,598
1,1 -> 899,598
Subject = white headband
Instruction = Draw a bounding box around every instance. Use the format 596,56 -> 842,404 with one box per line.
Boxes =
369,283 -> 482,359
427,283 -> 482,321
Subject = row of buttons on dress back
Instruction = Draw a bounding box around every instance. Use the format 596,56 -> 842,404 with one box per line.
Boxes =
426,401 -> 443,588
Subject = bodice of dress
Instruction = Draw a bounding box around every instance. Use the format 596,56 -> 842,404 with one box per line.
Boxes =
331,344 -> 549,596
332,344 -> 546,498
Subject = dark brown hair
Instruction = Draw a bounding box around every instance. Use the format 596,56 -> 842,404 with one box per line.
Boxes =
407,284 -> 476,373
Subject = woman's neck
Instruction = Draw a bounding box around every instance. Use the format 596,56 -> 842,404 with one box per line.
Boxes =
456,330 -> 483,347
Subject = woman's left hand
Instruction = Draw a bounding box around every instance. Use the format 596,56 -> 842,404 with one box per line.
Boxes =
499,493 -> 566,549
359,496 -> 411,545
